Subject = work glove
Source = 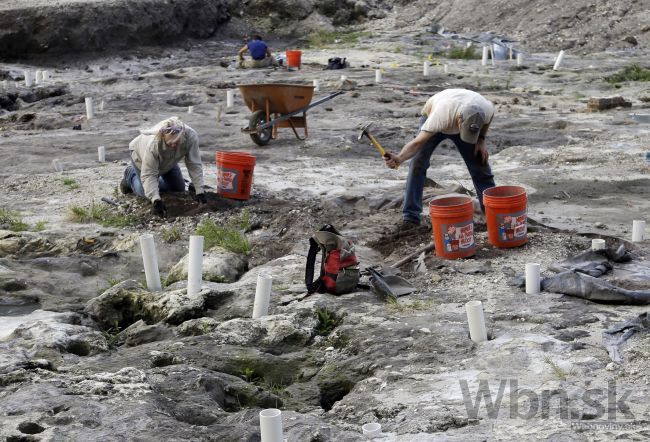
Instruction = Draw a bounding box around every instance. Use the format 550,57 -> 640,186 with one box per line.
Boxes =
196,193 -> 207,204
152,199 -> 167,218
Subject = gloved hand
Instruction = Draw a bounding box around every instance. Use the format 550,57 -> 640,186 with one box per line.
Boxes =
152,199 -> 167,218
196,193 -> 207,204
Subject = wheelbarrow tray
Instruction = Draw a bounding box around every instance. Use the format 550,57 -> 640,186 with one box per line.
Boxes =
238,83 -> 315,115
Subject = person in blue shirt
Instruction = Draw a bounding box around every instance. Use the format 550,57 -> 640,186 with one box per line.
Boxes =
237,35 -> 276,68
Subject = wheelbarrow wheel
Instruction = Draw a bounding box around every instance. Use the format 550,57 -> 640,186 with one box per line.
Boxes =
249,110 -> 272,146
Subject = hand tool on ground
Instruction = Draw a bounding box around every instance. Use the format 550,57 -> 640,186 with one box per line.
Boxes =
358,122 -> 399,168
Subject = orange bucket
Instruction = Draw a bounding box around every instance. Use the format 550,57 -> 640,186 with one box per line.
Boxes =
483,185 -> 528,248
215,151 -> 256,200
286,50 -> 302,69
429,195 -> 476,259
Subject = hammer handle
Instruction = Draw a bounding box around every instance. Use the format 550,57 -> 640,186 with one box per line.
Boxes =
367,133 -> 386,156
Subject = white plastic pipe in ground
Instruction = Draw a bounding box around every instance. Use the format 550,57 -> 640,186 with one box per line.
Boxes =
252,273 -> 272,319
313,79 -> 320,92
516,53 -> 523,66
481,46 -> 489,66
525,263 -> 541,295
443,64 -> 449,74
52,159 -> 64,172
35,70 -> 43,85
490,46 -> 495,66
259,408 -> 283,442
362,423 -> 382,438
591,238 -> 606,251
340,74 -> 347,81
374,69 -> 381,83
24,70 -> 33,87
187,235 -> 204,296
465,300 -> 488,343
140,234 -> 162,292
226,89 -> 234,108
97,146 -> 105,163
85,97 -> 94,120
187,105 -> 194,114
423,61 -> 430,76
99,100 -> 105,111
632,220 -> 646,242
553,50 -> 565,70
42,70 -> 49,81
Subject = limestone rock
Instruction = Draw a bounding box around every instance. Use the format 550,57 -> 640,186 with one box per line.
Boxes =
121,319 -> 176,346
166,246 -> 248,284
178,317 -> 220,336
84,280 -> 156,330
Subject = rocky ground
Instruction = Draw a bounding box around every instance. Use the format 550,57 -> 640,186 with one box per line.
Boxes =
1,2 -> 650,441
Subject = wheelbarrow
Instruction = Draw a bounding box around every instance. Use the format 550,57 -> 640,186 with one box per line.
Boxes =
238,83 -> 343,146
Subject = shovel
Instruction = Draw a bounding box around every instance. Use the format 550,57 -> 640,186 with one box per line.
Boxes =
367,267 -> 415,299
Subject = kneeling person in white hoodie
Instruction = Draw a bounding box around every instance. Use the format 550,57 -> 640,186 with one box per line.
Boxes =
120,116 -> 206,217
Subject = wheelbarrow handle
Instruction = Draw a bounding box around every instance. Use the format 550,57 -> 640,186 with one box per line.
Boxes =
255,91 -> 344,131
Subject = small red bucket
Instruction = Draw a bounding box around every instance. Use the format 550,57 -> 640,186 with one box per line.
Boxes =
215,151 -> 256,200
483,185 -> 528,248
286,50 -> 302,69
429,195 -> 476,259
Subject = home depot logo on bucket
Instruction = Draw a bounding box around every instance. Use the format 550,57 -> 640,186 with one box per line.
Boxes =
497,211 -> 527,242
217,167 -> 238,193
441,221 -> 475,253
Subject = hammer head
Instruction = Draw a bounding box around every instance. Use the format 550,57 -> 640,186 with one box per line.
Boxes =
357,122 -> 373,141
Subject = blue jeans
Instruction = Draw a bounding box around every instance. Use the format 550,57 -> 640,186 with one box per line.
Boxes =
125,163 -> 185,198
403,119 -> 495,223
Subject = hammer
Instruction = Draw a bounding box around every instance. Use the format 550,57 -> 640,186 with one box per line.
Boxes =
358,122 -> 387,156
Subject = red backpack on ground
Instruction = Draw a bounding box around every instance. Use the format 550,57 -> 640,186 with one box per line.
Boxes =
305,225 -> 360,295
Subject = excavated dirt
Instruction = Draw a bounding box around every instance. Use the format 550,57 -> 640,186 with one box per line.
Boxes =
1,1 -> 650,441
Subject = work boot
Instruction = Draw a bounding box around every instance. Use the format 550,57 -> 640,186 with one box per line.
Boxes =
120,167 -> 133,194
398,219 -> 420,233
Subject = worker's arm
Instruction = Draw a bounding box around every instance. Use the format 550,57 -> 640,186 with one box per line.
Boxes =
238,44 -> 248,60
475,121 -> 491,165
384,130 -> 434,169
140,149 -> 162,203
183,130 -> 205,195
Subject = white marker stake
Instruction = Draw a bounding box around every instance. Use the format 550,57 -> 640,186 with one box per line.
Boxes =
340,74 -> 347,82
140,234 -> 162,292
313,79 -> 320,92
423,61 -> 430,76
187,105 -> 194,114
35,70 -> 43,85
465,300 -> 488,343
490,46 -> 495,66
85,97 -> 94,120
591,238 -> 606,251
374,69 -> 381,83
481,46 -> 488,66
525,263 -> 541,295
97,146 -> 105,162
443,64 -> 449,74
259,409 -> 283,442
553,50 -> 565,70
516,53 -> 523,66
52,159 -> 64,172
99,100 -> 105,111
632,220 -> 646,242
226,89 -> 234,108
42,70 -> 49,82
187,235 -> 204,296
24,70 -> 33,87
362,423 -> 382,438
252,273 -> 272,319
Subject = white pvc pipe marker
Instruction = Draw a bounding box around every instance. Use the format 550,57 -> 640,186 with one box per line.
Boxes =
481,46 -> 489,66
362,423 -> 382,438
252,273 -> 272,319
24,70 -> 33,87
591,238 -> 606,251
525,263 -> 541,295
516,53 -> 523,66
226,89 -> 234,108
465,300 -> 488,343
632,220 -> 646,242
85,97 -> 94,120
313,79 -> 320,92
259,408 -> 283,442
423,61 -> 430,76
187,235 -> 204,296
140,234 -> 162,292
553,50 -> 565,70
35,70 -> 43,85
97,146 -> 105,162
374,69 -> 382,83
